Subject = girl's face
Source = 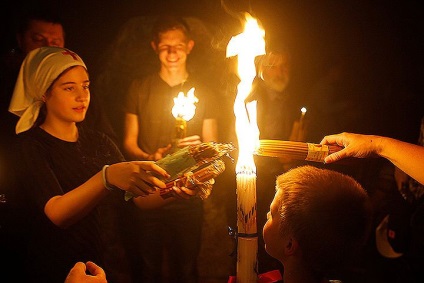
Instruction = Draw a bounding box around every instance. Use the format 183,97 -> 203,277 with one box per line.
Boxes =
45,66 -> 90,124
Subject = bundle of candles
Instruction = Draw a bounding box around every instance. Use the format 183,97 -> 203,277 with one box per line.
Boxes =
254,139 -> 343,163
125,142 -> 235,201
160,159 -> 225,200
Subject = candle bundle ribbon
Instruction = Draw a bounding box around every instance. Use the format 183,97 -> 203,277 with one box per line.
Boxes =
254,139 -> 343,162
124,142 -> 235,201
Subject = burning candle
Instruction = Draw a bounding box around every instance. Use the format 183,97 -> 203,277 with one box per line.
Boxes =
171,87 -> 198,149
227,12 -> 265,283
299,106 -> 307,129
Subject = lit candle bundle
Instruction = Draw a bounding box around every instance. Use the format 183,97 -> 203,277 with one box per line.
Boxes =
227,12 -> 265,283
160,159 -> 226,200
172,87 -> 198,149
254,139 -> 343,162
124,142 -> 235,201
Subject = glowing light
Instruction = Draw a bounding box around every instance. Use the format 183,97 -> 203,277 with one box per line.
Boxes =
227,13 -> 265,173
172,87 -> 198,121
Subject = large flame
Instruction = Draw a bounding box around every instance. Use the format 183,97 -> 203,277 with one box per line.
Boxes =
172,87 -> 198,121
226,13 -> 265,172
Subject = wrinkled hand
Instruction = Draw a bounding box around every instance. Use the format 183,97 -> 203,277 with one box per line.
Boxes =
320,132 -> 381,163
178,135 -> 202,148
108,161 -> 169,197
65,261 -> 107,283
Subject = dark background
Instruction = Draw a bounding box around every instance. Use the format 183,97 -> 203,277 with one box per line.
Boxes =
2,0 -> 424,142
1,1 -> 423,281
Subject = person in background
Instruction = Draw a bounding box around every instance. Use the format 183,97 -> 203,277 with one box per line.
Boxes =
1,8 -> 65,139
249,45 -> 306,275
65,261 -> 107,283
8,46 -> 204,282
122,15 -> 218,283
263,165 -> 373,283
0,8 -> 66,278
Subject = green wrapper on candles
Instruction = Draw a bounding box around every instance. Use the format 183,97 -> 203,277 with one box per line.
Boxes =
124,142 -> 235,201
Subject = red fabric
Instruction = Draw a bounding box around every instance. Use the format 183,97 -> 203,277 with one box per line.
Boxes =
228,270 -> 283,283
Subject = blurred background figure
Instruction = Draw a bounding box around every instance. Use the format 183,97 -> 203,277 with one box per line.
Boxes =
247,41 -> 308,276
0,7 -> 65,279
1,7 -> 65,142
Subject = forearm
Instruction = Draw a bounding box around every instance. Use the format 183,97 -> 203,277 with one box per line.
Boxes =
44,171 -> 109,228
378,136 -> 424,185
123,142 -> 151,160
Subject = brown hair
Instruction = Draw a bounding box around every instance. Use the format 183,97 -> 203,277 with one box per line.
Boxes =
151,15 -> 191,46
276,165 -> 372,277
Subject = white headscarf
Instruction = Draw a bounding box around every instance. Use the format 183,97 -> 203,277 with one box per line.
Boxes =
8,46 -> 87,134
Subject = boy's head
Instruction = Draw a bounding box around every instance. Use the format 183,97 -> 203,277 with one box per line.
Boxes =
17,8 -> 65,54
151,15 -> 191,47
263,165 -> 372,276
150,15 -> 194,71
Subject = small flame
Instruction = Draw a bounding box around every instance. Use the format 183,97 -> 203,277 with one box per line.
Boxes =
226,13 -> 265,172
301,107 -> 307,114
172,87 -> 198,121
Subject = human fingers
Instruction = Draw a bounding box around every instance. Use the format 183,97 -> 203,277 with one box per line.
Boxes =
171,186 -> 197,199
108,162 -> 162,197
152,144 -> 172,160
178,135 -> 201,147
64,262 -> 86,283
324,148 -> 350,164
133,161 -> 170,181
320,132 -> 348,147
85,261 -> 106,278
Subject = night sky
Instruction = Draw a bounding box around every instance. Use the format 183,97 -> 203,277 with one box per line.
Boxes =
2,0 -> 423,142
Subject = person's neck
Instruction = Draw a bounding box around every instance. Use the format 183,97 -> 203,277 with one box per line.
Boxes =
40,121 -> 79,142
159,68 -> 189,87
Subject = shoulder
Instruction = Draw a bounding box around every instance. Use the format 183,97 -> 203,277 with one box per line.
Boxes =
17,127 -> 47,143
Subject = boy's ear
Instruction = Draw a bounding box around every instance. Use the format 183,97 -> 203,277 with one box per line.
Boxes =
285,237 -> 299,256
186,39 -> 194,54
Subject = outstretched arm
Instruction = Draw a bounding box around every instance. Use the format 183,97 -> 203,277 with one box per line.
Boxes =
44,161 -> 169,228
321,132 -> 424,185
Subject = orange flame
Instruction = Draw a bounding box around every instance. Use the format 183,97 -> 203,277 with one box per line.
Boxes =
172,87 -> 198,121
226,13 -> 265,172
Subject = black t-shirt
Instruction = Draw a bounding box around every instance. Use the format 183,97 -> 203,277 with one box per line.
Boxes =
15,125 -> 125,282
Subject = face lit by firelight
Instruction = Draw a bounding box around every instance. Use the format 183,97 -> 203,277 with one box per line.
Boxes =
152,28 -> 194,72
44,66 -> 90,125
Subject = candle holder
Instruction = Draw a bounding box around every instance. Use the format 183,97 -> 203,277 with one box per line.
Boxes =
172,117 -> 187,152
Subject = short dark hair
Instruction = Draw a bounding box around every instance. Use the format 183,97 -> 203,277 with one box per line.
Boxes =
17,8 -> 65,36
151,15 -> 191,45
